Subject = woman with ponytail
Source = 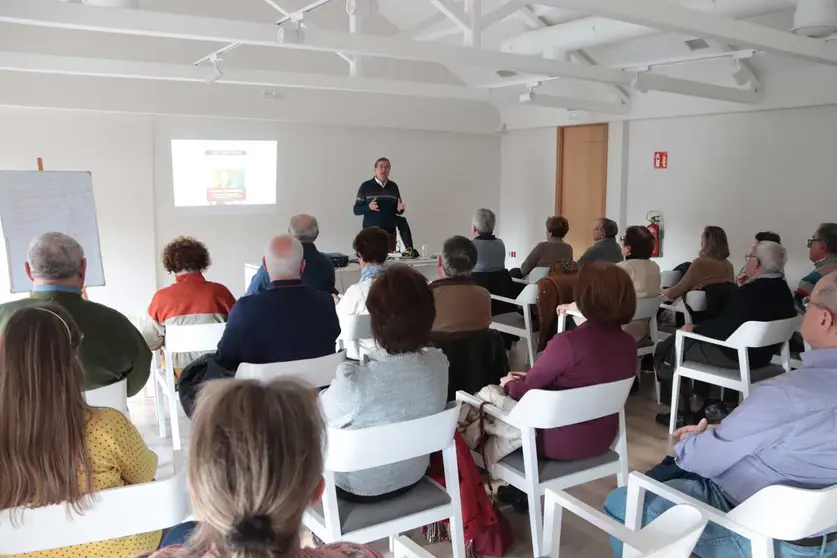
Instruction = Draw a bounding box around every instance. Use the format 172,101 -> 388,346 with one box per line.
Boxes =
138,379 -> 381,558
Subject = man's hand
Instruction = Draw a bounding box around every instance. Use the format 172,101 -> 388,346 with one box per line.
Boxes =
369,198 -> 379,211
397,198 -> 406,213
500,371 -> 526,387
681,324 -> 694,332
673,418 -> 708,442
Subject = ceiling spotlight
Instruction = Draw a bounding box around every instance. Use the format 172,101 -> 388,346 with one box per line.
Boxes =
204,54 -> 223,84
277,20 -> 305,44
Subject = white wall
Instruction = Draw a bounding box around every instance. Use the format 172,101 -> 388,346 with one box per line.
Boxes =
154,116 -> 501,295
624,105 -> 837,286
0,107 -> 156,318
0,107 -> 500,318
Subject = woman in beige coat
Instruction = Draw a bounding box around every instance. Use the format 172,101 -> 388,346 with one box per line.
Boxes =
616,226 -> 662,341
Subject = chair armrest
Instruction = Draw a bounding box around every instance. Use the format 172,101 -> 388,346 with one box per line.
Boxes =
490,294 -> 523,306
455,390 -> 518,427
626,472 -> 760,539
512,277 -> 528,285
544,489 -> 647,552
676,329 -> 734,350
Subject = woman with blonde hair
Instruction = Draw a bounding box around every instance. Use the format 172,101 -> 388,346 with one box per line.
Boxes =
139,379 -> 381,558
664,225 -> 734,301
0,305 -> 160,557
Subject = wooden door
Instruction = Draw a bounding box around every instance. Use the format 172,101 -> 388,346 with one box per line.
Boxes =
556,124 -> 608,257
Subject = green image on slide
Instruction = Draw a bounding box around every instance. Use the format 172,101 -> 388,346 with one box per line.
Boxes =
207,168 -> 246,202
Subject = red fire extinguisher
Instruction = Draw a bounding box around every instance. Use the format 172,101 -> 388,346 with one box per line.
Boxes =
646,210 -> 663,258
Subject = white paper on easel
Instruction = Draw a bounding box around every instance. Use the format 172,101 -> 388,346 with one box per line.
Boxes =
0,170 -> 105,293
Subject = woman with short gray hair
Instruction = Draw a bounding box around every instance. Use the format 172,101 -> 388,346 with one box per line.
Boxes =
471,208 -> 507,273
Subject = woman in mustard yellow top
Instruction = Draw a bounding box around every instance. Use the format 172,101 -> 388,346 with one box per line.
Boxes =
0,305 -> 160,557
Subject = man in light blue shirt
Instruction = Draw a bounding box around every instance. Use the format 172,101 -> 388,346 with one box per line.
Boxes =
604,271 -> 837,558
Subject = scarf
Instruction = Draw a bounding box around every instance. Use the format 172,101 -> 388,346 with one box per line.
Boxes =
361,264 -> 384,282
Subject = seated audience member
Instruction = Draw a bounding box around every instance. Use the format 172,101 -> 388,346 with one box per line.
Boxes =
497,262 -> 637,510
336,227 -> 389,358
577,218 -> 624,265
0,305 -> 160,557
244,214 -> 336,296
618,226 -> 662,341
737,231 -> 783,285
138,379 -> 381,558
0,232 -> 151,396
472,208 -> 507,272
605,272 -> 837,558
216,235 -> 340,372
536,260 -> 580,351
655,241 -> 796,426
431,235 -> 492,334
664,225 -> 734,301
795,222 -> 837,313
320,265 -> 448,501
142,236 -> 236,371
517,216 -> 573,277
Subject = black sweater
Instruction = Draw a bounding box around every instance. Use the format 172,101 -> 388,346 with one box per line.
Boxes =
353,178 -> 403,231
694,275 -> 796,368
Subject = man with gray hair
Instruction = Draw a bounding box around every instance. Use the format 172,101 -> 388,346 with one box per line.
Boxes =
654,240 -> 797,426
217,234 -> 340,371
471,208 -> 507,273
0,232 -> 151,396
430,235 -> 491,333
244,213 -> 336,297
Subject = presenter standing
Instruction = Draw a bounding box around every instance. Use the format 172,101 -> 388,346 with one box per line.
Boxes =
353,157 -> 405,251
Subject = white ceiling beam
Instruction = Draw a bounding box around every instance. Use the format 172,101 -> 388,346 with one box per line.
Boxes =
413,25 -> 462,41
0,51 -> 488,101
634,72 -> 761,103
426,0 -> 469,32
397,12 -> 448,39
480,0 -> 535,28
516,6 -> 545,29
519,91 -> 630,114
0,0 -> 634,85
537,0 -> 837,66
572,50 -> 630,104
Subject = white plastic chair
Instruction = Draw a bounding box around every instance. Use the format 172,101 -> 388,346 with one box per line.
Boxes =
156,322 -> 226,450
0,473 -> 190,554
490,283 -> 539,366
513,266 -> 549,285
237,351 -> 346,388
456,377 -> 634,557
542,483 -> 707,558
669,316 -> 801,434
660,270 -> 682,289
336,314 -> 373,360
84,378 -> 129,416
660,290 -> 708,332
624,472 -> 837,558
303,402 -> 465,558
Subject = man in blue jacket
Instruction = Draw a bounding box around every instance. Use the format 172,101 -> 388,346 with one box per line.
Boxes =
218,234 -> 340,371
244,214 -> 336,296
353,157 -> 405,251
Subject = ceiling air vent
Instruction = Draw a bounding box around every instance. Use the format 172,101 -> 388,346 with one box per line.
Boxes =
496,70 -> 519,78
684,38 -> 711,51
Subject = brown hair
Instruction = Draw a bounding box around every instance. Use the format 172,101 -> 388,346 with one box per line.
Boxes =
0,305 -> 91,521
353,227 -> 390,265
163,236 -> 211,274
185,379 -> 324,558
546,216 -> 569,239
623,226 -> 655,260
574,262 -> 636,326
366,264 -> 435,354
700,226 -> 730,260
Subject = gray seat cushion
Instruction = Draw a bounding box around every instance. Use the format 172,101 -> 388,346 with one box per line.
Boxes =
499,449 -> 620,482
493,312 -> 526,329
637,336 -> 655,349
312,478 -> 450,535
680,361 -> 786,383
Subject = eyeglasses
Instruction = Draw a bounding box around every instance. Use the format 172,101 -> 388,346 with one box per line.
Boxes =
807,237 -> 823,248
804,298 -> 835,317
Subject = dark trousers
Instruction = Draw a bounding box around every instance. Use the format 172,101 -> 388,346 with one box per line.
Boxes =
654,335 -> 739,408
387,230 -> 397,252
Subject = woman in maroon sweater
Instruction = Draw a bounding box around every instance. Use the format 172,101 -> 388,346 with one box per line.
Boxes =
498,262 -> 637,510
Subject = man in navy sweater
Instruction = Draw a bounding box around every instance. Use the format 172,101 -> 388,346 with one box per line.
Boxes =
218,234 -> 340,372
353,157 -> 406,251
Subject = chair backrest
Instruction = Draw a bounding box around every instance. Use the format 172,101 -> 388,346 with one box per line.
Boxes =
660,270 -> 683,289
164,323 -> 226,354
338,313 -> 373,341
0,474 -> 190,554
641,504 -> 708,558
727,483 -> 837,541
527,266 -> 549,283
683,290 -> 707,311
84,379 -> 128,415
508,377 -> 634,429
517,283 -> 539,305
236,351 -> 346,388
725,316 -> 802,348
324,402 -> 459,473
633,296 -> 664,321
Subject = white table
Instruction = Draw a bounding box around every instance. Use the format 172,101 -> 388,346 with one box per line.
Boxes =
244,258 -> 438,295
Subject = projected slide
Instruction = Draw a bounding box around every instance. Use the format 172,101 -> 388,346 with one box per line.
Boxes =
171,140 -> 278,207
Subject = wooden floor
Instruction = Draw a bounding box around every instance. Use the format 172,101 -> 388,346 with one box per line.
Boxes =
130,348 -> 673,558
